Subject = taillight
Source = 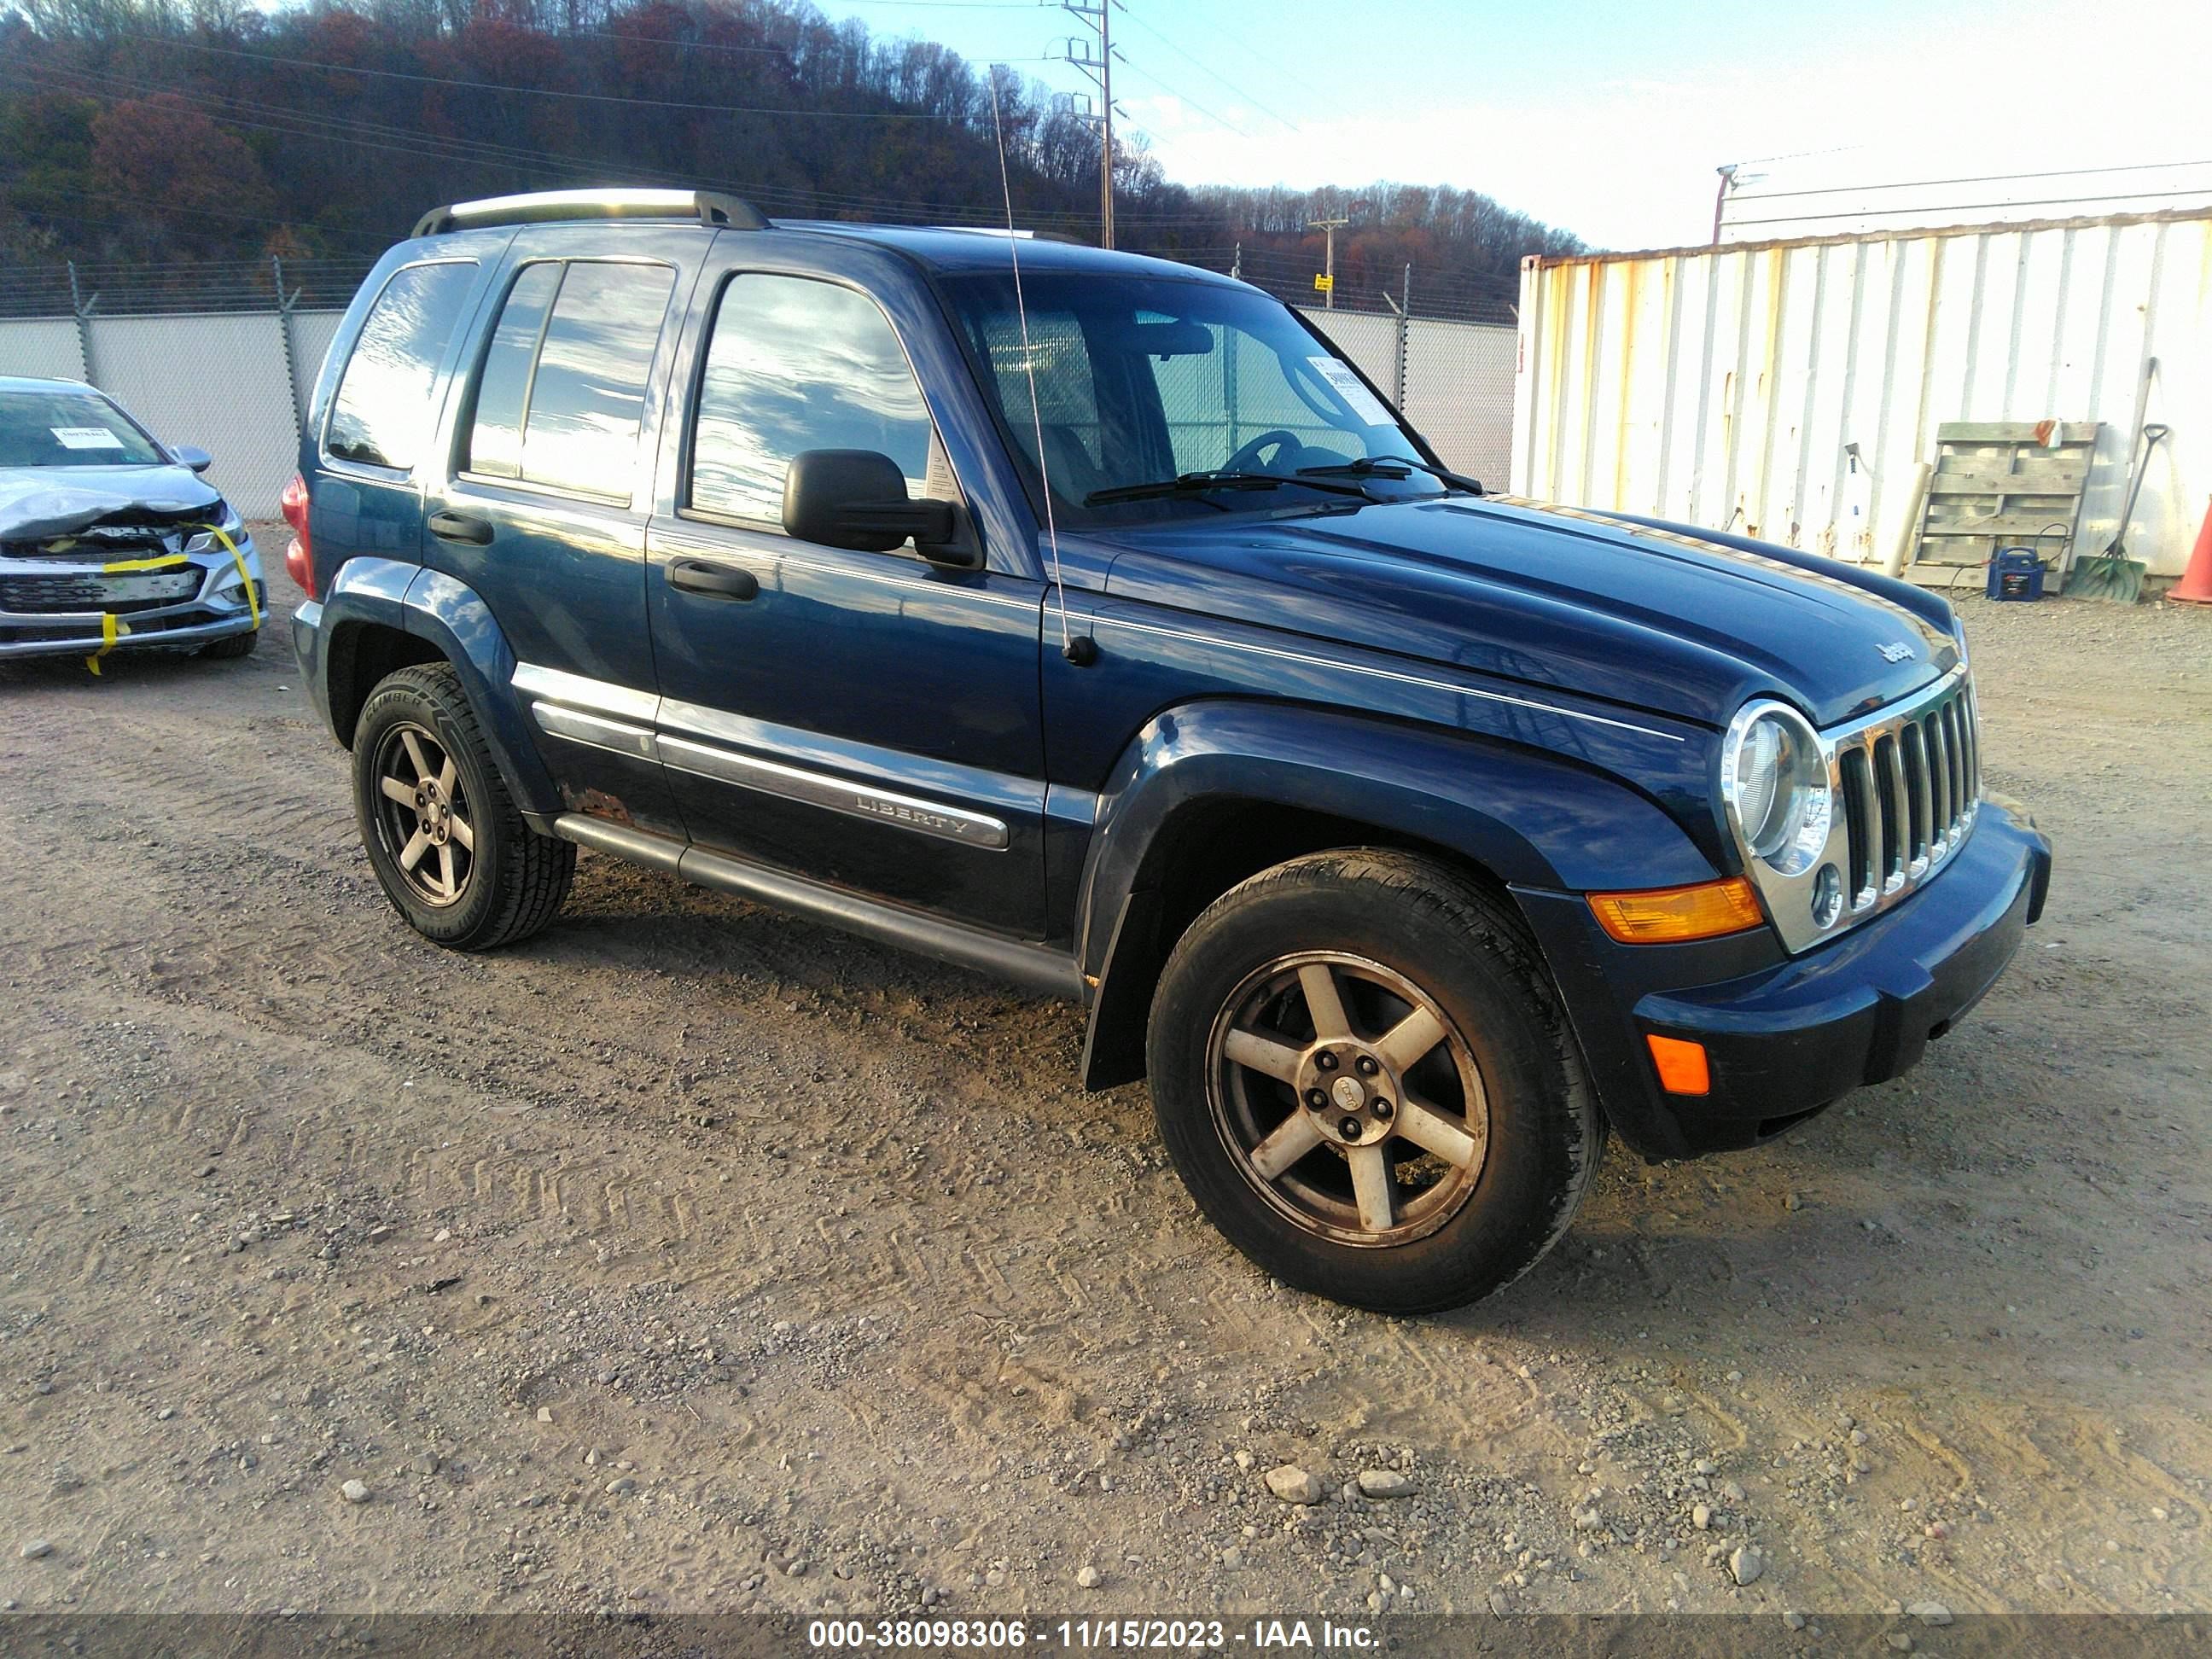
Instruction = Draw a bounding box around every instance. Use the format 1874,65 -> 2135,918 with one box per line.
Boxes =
280,472 -> 315,599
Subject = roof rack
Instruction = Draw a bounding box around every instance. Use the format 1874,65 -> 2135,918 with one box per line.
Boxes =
924,225 -> 1088,247
411,189 -> 768,240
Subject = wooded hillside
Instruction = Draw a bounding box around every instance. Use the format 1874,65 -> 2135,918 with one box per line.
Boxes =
0,0 -> 1582,318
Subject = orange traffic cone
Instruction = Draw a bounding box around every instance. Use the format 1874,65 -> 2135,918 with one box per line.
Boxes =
2172,497 -> 2212,605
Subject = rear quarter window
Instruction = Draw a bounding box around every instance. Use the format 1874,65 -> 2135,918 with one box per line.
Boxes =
325,260 -> 478,472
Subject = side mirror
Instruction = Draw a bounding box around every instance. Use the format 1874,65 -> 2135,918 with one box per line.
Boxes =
783,449 -> 973,567
172,444 -> 214,474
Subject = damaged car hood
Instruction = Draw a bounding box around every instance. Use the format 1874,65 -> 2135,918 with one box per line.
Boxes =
0,465 -> 224,544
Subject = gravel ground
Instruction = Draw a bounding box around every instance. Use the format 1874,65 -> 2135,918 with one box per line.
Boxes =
0,547 -> 2207,1626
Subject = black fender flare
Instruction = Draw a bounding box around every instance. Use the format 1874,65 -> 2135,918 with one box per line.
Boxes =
1074,699 -> 1720,1089
313,556 -> 560,824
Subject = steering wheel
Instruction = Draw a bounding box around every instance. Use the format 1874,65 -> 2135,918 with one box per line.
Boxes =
1224,428 -> 1303,474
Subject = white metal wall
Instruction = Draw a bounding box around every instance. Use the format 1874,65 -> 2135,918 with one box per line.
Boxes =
1299,306 -> 1516,486
90,314 -> 305,522
0,310 -> 344,517
1298,307 -> 1400,396
1512,211 -> 2212,576
1404,319 -> 1515,489
0,318 -> 90,383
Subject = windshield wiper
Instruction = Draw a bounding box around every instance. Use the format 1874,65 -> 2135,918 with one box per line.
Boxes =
1084,469 -> 1380,508
1297,455 -> 1485,495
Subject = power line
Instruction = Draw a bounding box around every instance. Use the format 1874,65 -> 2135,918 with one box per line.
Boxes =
1725,184 -> 2212,230
9,61 -> 1240,236
1113,6 -> 1298,132
1112,54 -> 1252,139
106,33 -> 956,120
1727,157 -> 2212,205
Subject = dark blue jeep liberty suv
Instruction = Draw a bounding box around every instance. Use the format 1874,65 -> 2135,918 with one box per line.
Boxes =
289,189 -> 2052,1313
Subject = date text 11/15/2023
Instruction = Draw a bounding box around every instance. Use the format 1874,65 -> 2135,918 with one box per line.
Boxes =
806,1617 -> 1380,1650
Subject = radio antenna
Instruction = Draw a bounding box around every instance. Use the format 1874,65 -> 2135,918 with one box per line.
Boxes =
987,71 -> 1089,664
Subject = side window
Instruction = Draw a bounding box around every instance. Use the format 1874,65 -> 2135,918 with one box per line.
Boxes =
465,260 -> 675,500
977,309 -> 1100,469
326,260 -> 477,471
468,263 -> 561,479
689,275 -> 935,526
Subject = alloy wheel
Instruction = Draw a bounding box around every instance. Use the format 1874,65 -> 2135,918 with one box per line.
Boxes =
371,720 -> 477,908
1205,951 -> 1491,1247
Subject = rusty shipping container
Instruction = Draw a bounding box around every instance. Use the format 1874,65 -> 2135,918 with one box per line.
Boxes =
1511,208 -> 2212,579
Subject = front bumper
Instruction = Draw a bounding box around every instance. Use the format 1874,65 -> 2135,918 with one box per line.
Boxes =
0,533 -> 264,661
1516,799 -> 2052,1160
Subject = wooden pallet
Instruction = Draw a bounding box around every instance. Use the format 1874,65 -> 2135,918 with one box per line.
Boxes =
1911,421 -> 2099,593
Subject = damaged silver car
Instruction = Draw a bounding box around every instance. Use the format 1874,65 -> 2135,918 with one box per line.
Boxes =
2,376 -> 263,667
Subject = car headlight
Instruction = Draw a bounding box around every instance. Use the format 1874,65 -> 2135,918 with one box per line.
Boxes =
1722,701 -> 1829,875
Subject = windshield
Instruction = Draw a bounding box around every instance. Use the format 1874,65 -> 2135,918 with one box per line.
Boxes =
943,272 -> 1446,526
0,387 -> 166,469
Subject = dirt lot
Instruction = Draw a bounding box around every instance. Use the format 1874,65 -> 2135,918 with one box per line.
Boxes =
1,546 -> 2208,1627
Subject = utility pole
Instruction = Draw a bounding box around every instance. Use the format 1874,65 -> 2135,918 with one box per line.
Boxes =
1711,163 -> 1739,245
1307,213 -> 1349,309
1057,0 -> 1121,248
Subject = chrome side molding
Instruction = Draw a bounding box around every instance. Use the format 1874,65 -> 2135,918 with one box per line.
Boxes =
515,660 -> 1009,851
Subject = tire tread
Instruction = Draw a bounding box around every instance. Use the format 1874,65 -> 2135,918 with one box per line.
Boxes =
357,663 -> 573,951
1150,847 -> 1603,1313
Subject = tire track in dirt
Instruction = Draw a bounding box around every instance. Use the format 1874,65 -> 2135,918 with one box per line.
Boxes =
3,577 -> 2209,1617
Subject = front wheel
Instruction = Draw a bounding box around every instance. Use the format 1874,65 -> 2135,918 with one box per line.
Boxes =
1147,850 -> 1601,1314
352,663 -> 574,951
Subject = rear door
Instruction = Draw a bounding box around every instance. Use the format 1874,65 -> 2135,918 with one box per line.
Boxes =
423,232 -> 701,839
643,259 -> 1049,936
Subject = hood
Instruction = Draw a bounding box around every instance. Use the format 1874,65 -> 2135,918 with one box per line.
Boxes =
0,465 -> 225,544
1096,496 -> 1960,729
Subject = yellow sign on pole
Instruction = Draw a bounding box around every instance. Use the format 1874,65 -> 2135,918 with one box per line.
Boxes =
1313,273 -> 1334,293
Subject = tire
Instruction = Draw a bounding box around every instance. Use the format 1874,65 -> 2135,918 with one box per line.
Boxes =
199,627 -> 259,659
352,662 -> 574,951
1147,849 -> 1602,1315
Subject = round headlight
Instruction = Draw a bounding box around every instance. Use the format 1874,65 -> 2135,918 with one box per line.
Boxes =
1724,704 -> 1829,873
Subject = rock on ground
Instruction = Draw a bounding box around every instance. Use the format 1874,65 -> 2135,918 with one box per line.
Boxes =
1356,1469 -> 1416,1499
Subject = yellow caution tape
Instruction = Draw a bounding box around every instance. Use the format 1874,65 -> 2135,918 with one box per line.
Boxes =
79,523 -> 256,675
200,522 -> 261,632
84,610 -> 122,675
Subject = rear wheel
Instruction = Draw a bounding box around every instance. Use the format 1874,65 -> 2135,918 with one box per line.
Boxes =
1148,849 -> 1601,1314
352,663 -> 573,950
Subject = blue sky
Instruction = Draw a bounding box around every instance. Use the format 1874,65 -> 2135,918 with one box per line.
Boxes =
818,0 -> 2212,249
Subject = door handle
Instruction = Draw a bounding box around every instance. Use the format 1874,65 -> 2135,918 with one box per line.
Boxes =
667,558 -> 760,601
428,509 -> 494,546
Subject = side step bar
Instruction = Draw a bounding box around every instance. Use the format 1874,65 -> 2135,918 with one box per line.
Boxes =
551,814 -> 1084,1002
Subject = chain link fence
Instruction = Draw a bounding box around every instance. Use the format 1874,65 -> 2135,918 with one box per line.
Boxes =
0,258 -> 361,516
0,257 -> 1519,514
1296,306 -> 1517,488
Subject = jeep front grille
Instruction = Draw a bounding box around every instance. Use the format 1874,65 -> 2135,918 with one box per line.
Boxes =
1830,672 -> 1980,921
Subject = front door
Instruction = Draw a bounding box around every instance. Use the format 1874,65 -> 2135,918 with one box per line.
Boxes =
645,267 -> 1048,937
423,237 -> 696,839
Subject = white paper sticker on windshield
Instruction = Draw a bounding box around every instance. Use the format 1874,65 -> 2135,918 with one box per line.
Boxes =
1307,357 -> 1395,428
52,426 -> 125,450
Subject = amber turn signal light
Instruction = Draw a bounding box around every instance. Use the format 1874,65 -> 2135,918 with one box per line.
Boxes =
1586,876 -> 1764,944
1644,1034 -> 1711,1096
